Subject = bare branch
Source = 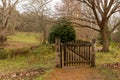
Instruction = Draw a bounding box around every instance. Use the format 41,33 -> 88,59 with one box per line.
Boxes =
111,21 -> 120,34
72,17 -> 97,25
73,22 -> 100,32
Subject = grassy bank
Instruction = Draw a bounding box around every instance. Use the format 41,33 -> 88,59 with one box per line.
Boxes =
96,43 -> 120,80
0,32 -> 56,80
0,44 -> 55,80
0,32 -> 43,49
8,32 -> 41,43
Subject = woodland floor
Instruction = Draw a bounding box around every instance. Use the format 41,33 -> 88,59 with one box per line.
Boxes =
47,68 -> 106,80
0,32 -> 119,80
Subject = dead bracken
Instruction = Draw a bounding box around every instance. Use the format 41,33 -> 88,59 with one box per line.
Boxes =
0,68 -> 49,79
102,62 -> 120,69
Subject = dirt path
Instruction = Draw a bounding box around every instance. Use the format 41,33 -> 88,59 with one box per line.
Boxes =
47,68 -> 105,80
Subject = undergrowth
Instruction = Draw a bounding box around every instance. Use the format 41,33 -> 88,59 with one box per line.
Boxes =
0,44 -> 55,80
96,42 -> 120,80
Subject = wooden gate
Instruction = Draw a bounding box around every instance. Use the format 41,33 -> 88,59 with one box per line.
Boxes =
56,39 -> 96,68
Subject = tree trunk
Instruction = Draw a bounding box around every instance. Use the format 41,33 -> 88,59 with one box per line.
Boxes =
0,29 -> 7,45
101,30 -> 110,52
42,27 -> 47,44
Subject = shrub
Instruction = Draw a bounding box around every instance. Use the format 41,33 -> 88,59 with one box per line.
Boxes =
48,18 -> 76,43
10,47 -> 31,58
0,49 -> 8,59
30,44 -> 54,55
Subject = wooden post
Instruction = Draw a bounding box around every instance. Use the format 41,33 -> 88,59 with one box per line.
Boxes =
91,39 -> 96,67
55,38 -> 61,68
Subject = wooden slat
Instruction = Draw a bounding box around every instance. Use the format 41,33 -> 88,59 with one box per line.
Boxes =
88,46 -> 91,65
60,45 -> 62,67
76,42 -> 79,66
64,45 -> 66,66
73,41 -> 75,66
67,44 -> 69,66
62,45 -> 64,68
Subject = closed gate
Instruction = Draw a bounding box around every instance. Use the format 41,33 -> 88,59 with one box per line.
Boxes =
56,39 -> 96,68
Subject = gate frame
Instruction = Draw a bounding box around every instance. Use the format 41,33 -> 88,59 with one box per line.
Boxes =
55,38 -> 96,68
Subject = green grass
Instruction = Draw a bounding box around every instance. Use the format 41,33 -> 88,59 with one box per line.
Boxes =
0,32 -> 55,79
96,42 -> 120,64
0,44 -> 55,79
8,32 -> 41,43
96,42 -> 120,80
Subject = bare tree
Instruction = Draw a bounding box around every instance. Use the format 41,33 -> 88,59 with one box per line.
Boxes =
75,0 -> 120,52
0,0 -> 19,44
54,0 -> 97,42
23,0 -> 52,44
54,0 -> 81,18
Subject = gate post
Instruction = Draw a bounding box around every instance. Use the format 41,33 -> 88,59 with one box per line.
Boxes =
55,38 -> 61,68
91,39 -> 96,67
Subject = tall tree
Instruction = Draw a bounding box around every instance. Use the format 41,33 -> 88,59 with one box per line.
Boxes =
54,0 -> 81,18
0,0 -> 19,44
76,0 -> 120,52
24,0 -> 52,44
54,0 -> 96,41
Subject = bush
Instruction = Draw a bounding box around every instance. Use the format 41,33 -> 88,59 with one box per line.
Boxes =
10,47 -> 31,58
0,49 -> 9,59
30,44 -> 54,55
48,18 -> 76,43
